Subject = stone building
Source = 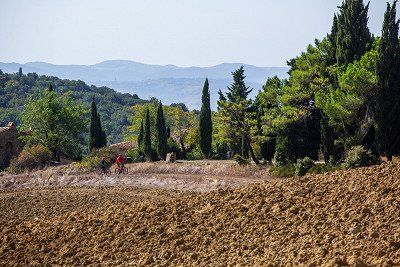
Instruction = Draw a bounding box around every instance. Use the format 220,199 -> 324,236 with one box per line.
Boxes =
0,122 -> 24,168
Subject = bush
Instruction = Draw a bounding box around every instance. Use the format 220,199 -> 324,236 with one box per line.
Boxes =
342,145 -> 378,169
308,163 -> 339,174
260,138 -> 276,162
8,144 -> 52,173
274,136 -> 290,167
295,157 -> 315,176
211,142 -> 229,160
75,155 -> 100,171
126,148 -> 145,163
269,164 -> 295,178
234,154 -> 250,165
186,147 -> 203,160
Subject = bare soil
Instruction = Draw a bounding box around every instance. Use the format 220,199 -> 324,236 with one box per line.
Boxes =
1,160 -> 400,266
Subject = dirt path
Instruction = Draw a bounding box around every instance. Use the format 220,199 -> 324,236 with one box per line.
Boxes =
0,162 -> 270,192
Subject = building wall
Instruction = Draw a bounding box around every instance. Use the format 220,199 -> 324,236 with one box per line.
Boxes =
0,128 -> 23,168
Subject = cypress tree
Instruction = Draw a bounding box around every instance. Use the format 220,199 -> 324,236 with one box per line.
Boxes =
166,126 -> 171,139
48,83 -> 54,92
18,67 -> 22,77
96,114 -> 104,148
199,78 -> 212,158
138,119 -> 144,149
155,101 -> 168,159
375,1 -> 400,161
101,130 -> 107,147
327,14 -> 339,66
89,100 -> 99,151
335,0 -> 373,65
143,108 -> 152,161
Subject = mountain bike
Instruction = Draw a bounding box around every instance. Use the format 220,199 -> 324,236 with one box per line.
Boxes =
98,166 -> 112,176
114,165 -> 129,175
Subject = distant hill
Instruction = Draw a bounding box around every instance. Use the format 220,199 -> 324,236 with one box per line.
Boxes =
0,61 -> 289,109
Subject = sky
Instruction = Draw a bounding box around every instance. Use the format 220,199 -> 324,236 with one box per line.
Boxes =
0,0 -> 393,67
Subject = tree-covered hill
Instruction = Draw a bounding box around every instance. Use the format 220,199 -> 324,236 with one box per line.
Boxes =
0,69 -> 147,144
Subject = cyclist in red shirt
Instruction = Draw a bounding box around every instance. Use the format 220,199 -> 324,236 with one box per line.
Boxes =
115,154 -> 125,174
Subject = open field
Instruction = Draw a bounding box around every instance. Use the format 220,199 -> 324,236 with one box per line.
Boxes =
1,160 -> 400,266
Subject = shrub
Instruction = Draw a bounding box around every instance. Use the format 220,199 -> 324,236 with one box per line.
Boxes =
269,164 -> 295,178
295,157 -> 315,176
211,142 -> 229,160
186,147 -> 203,160
260,138 -> 276,162
75,155 -> 100,171
8,144 -> 52,173
274,136 -> 290,167
234,154 -> 250,165
342,145 -> 378,169
126,148 -> 145,163
308,163 -> 339,174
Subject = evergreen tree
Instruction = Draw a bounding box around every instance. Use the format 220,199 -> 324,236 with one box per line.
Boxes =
48,83 -> 54,92
18,67 -> 22,77
199,78 -> 212,158
327,14 -> 339,65
138,119 -> 144,149
226,66 -> 252,102
143,108 -> 152,161
89,100 -> 99,151
96,114 -> 103,147
375,1 -> 400,161
335,0 -> 373,65
155,101 -> 168,159
101,130 -> 107,147
166,126 -> 171,139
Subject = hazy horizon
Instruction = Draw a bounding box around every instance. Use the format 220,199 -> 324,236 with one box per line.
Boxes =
0,0 -> 394,67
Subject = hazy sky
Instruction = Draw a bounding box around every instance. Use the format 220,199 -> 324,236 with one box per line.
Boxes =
0,0 -> 393,67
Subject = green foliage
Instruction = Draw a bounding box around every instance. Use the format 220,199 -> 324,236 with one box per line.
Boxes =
226,66 -> 252,102
274,135 -> 290,167
308,163 -> 339,175
89,100 -> 107,150
7,144 -> 52,174
375,1 -> 400,160
295,157 -> 315,176
143,108 -> 152,161
0,71 -> 145,144
155,101 -> 168,160
21,89 -> 86,161
137,120 -> 144,149
259,138 -> 275,162
335,0 -> 373,65
269,164 -> 295,178
186,147 -> 203,160
211,142 -> 229,160
342,145 -> 378,169
233,154 -> 250,165
126,148 -> 145,163
199,78 -> 213,158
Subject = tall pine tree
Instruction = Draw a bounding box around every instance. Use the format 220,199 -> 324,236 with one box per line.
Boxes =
226,66 -> 252,102
335,0 -> 373,65
89,100 -> 99,151
199,78 -> 212,158
143,108 -> 152,161
375,1 -> 400,161
155,101 -> 168,159
89,99 -> 106,150
138,119 -> 144,149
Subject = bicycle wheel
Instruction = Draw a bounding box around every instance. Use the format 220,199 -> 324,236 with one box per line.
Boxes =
122,167 -> 129,174
105,168 -> 112,176
114,167 -> 119,174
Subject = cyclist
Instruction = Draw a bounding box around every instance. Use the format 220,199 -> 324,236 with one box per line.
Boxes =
100,157 -> 109,174
115,154 -> 125,174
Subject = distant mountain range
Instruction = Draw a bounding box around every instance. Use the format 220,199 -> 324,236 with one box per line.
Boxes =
0,60 -> 289,109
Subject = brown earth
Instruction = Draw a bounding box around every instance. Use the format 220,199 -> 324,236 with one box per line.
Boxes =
1,161 -> 400,266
